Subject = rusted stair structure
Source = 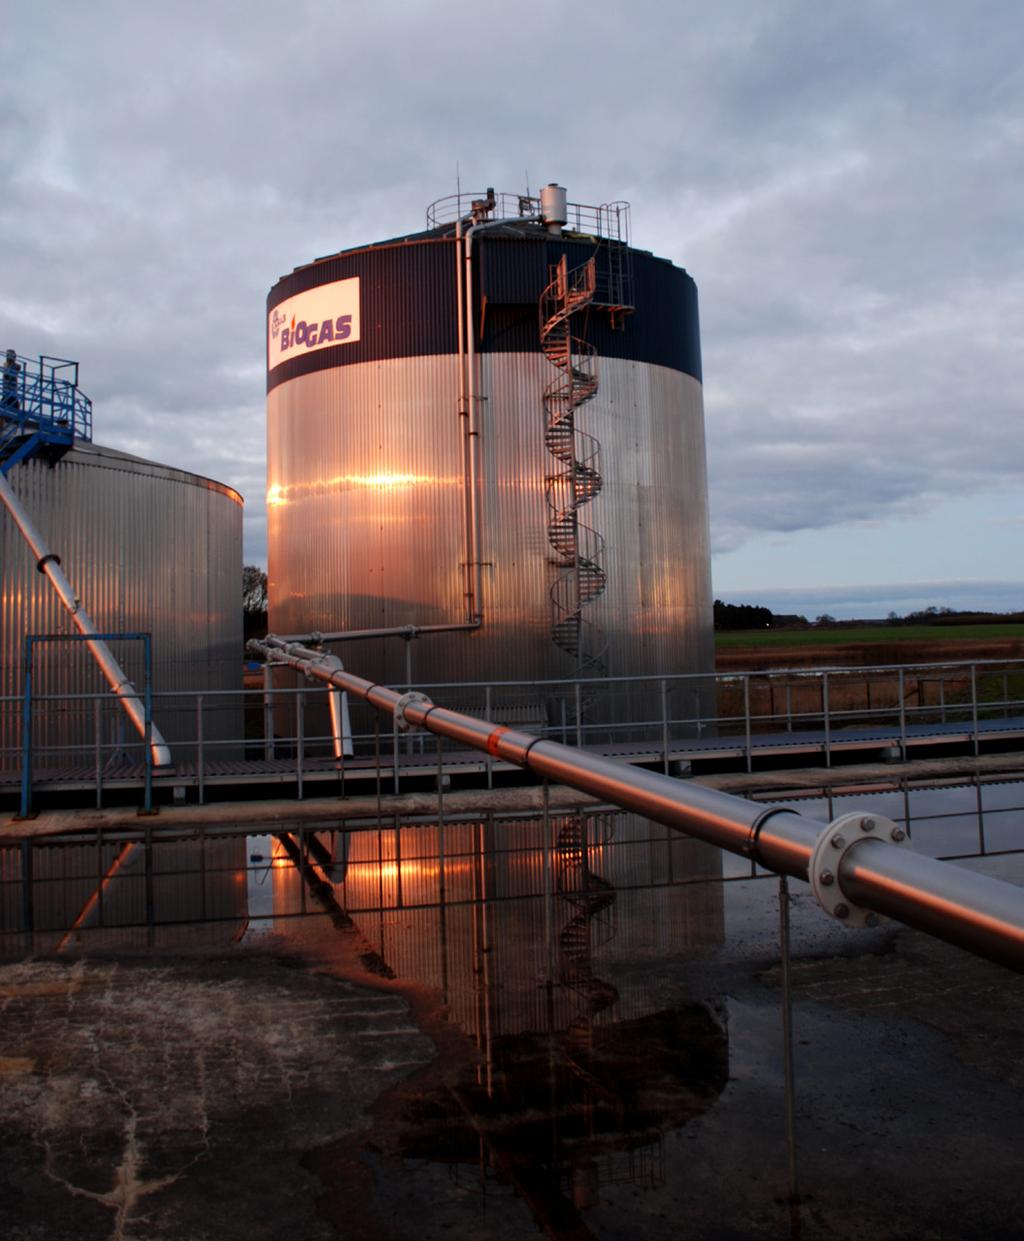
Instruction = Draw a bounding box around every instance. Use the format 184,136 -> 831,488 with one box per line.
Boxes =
540,255 -> 608,675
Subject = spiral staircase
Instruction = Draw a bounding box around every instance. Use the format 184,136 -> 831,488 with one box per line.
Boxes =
540,256 -> 608,675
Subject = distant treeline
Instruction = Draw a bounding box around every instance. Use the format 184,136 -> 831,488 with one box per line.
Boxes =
713,600 -> 797,630
714,600 -> 1024,631
887,606 -> 1024,626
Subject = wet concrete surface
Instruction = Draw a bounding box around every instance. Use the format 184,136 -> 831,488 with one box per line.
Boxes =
0,942 -> 435,1241
1,846 -> 1023,1239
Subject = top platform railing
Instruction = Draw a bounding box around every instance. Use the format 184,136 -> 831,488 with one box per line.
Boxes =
426,191 -> 631,245
0,353 -> 93,460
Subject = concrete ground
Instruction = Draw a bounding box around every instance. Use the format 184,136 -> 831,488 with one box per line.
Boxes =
0,863 -> 1022,1240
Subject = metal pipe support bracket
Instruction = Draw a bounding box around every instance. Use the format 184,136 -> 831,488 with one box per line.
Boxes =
809,812 -> 912,927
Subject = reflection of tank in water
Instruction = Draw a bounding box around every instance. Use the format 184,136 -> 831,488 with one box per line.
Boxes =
266,809 -> 723,1039
265,809 -> 727,1229
0,836 -> 250,952
384,1003 -> 728,1219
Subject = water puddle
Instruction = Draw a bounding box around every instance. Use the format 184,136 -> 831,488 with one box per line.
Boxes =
2,802 -> 1023,1238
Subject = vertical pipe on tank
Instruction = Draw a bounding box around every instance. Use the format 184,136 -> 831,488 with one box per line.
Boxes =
454,218 -> 477,626
462,226 -> 484,626
461,210 -> 541,628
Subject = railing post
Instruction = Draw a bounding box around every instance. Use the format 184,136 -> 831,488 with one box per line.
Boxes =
975,774 -> 987,856
199,824 -> 208,922
779,875 -> 800,1208
660,678 -> 669,775
196,695 -> 205,805
144,820 -> 155,931
296,691 -> 305,799
19,637 -> 34,820
485,684 -> 493,789
743,675 -> 752,773
263,663 -> 275,760
437,734 -> 446,904
96,824 -> 105,927
822,672 -> 831,768
574,681 -> 583,748
785,683 -> 793,733
394,813 -> 404,910
94,697 -> 103,810
20,840 -> 33,933
898,668 -> 907,760
542,780 -> 553,983
299,826 -> 306,914
970,664 -> 979,757
142,635 -> 153,815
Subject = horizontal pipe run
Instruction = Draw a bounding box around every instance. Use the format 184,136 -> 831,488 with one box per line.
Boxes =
0,472 -> 172,768
248,635 -> 1024,971
839,839 -> 1024,971
274,622 -> 480,644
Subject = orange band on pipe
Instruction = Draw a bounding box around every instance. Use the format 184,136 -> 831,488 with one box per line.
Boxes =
486,726 -> 509,757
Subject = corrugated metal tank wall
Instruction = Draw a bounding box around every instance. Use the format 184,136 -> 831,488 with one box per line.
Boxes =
266,224 -> 713,722
0,443 -> 243,768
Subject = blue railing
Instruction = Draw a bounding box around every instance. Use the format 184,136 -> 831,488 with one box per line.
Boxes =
0,352 -> 92,473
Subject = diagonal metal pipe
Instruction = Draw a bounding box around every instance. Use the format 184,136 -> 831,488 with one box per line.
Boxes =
248,634 -> 1024,971
0,471 -> 172,768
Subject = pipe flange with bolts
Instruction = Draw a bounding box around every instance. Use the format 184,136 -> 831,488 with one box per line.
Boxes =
808,811 -> 912,928
394,691 -> 433,733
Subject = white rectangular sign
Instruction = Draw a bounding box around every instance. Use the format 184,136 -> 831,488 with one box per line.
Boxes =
267,276 -> 361,370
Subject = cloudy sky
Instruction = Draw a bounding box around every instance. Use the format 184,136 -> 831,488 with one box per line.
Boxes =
3,1 -> 1022,619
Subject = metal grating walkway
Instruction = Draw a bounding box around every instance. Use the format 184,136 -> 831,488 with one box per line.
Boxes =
4,714 -> 1024,802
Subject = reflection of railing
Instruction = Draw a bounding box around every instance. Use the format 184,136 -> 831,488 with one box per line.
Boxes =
5,785 -> 1024,940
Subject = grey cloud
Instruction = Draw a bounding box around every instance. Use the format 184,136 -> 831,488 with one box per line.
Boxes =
2,0 -> 1023,579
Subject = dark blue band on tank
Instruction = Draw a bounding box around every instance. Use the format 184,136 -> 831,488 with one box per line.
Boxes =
267,233 -> 702,393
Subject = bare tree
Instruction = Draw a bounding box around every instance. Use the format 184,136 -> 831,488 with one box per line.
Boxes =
243,565 -> 268,648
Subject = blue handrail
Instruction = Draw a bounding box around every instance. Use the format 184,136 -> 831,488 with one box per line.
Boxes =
0,351 -> 92,474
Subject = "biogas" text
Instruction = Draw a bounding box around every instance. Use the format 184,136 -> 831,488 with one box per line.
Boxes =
280,315 -> 353,351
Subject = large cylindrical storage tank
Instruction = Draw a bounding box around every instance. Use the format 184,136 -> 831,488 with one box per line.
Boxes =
266,191 -> 713,732
0,442 -> 243,771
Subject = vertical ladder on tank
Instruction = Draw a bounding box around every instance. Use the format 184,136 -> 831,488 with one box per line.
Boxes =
0,350 -> 172,772
540,256 -> 609,676
593,202 -> 635,329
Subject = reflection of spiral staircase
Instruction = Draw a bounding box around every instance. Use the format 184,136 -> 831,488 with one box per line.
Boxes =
555,815 -> 618,1049
540,257 -> 608,676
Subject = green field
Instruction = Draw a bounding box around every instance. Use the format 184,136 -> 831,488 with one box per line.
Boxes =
714,624 -> 1024,649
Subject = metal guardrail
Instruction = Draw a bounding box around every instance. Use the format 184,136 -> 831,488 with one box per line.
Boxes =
426,190 -> 631,243
243,638 -> 1024,970
3,656 -> 1024,806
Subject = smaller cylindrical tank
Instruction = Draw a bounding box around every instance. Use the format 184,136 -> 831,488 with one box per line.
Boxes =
0,441 -> 243,770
